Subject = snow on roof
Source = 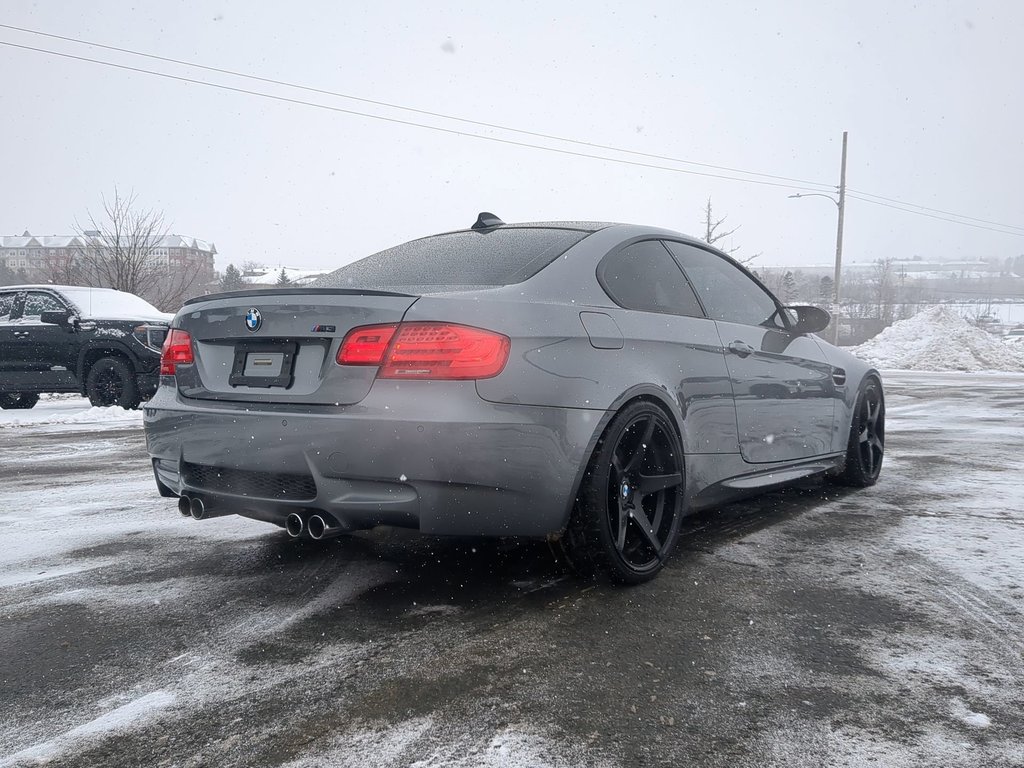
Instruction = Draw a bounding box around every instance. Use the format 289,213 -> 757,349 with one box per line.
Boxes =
2,232 -> 215,252
8,284 -> 172,323
852,306 -> 1024,372
244,266 -> 331,285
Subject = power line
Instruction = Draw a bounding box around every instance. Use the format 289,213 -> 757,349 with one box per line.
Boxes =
2,28 -> 1022,238
847,187 -> 1024,233
0,39 -> 841,193
0,22 -> 838,192
846,194 -> 1024,237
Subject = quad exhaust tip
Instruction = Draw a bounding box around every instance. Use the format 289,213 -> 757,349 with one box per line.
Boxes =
307,514 -> 345,541
307,514 -> 328,540
177,495 -> 192,517
285,512 -> 305,538
189,496 -> 207,520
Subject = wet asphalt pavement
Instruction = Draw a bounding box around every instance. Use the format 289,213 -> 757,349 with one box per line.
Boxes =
1,373 -> 1023,767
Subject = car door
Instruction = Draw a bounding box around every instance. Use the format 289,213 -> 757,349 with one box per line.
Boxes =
0,290 -> 29,384
596,239 -> 737,456
13,290 -> 79,390
665,241 -> 838,464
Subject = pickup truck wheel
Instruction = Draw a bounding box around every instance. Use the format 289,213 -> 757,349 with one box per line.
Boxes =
86,357 -> 141,409
0,392 -> 39,410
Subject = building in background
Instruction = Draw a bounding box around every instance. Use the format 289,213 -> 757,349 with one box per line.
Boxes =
1,230 -> 217,287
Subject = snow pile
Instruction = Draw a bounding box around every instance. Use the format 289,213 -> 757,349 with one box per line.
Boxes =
851,306 -> 1024,372
0,403 -> 143,430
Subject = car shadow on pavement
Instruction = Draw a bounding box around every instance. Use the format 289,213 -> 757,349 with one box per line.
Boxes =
236,476 -> 856,616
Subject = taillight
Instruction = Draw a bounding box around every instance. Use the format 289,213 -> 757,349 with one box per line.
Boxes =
160,329 -> 194,375
337,324 -> 398,364
337,322 -> 510,380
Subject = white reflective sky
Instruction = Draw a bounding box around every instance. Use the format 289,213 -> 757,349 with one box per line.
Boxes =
1,1 -> 1021,269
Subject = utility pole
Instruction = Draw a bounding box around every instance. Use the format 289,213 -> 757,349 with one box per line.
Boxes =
787,131 -> 849,343
833,131 -> 848,345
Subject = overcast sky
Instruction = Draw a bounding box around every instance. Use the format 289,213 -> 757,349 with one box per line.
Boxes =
2,1 -> 1022,271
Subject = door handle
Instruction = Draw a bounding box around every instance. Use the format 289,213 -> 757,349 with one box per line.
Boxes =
727,340 -> 755,357
12,331 -> 30,338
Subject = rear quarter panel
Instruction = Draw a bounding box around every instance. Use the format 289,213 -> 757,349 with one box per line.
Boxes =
812,338 -> 881,451
405,295 -> 738,459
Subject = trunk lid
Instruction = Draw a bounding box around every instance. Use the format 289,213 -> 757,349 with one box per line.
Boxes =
172,289 -> 418,405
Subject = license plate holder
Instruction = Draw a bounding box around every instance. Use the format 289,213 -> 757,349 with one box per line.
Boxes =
228,341 -> 297,388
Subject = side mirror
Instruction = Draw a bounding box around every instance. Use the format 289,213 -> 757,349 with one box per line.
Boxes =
786,305 -> 831,335
40,309 -> 77,331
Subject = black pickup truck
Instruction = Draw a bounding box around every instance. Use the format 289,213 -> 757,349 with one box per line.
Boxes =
0,285 -> 172,410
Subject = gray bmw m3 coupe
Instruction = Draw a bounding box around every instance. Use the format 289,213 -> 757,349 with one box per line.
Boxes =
144,213 -> 884,583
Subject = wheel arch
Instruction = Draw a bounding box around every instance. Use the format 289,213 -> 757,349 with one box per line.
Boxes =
848,367 -> 884,413
558,384 -> 685,534
79,343 -> 137,378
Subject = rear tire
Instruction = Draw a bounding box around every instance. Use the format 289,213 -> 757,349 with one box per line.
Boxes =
836,377 -> 885,487
86,357 -> 141,409
0,392 -> 39,410
562,401 -> 685,585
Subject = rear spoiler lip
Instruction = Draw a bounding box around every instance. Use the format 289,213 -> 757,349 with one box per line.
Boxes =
181,287 -> 418,307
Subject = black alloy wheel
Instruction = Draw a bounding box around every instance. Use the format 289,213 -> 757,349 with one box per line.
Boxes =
565,401 -> 685,584
0,392 -> 40,410
86,356 -> 141,409
838,377 -> 885,487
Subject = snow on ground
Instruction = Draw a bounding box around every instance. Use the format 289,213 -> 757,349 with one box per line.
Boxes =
4,691 -> 177,765
0,396 -> 142,430
3,372 -> 1024,766
279,719 -> 609,768
851,306 -> 1024,372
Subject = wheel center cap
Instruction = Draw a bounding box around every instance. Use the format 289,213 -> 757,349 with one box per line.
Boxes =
621,482 -> 632,500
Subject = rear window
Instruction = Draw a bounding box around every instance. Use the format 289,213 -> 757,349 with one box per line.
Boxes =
315,227 -> 592,289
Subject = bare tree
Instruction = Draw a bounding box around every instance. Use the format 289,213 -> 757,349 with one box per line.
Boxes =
700,197 -> 760,266
42,248 -> 83,285
701,197 -> 739,251
870,257 -> 898,326
74,189 -> 198,310
0,263 -> 29,287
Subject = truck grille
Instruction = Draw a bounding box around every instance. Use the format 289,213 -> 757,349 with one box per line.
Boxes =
182,462 -> 317,501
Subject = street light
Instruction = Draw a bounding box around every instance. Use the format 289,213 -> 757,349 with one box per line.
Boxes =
788,131 -> 848,345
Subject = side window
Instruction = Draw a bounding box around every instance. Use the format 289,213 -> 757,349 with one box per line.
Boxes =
665,242 -> 781,327
598,240 -> 704,318
0,292 -> 16,322
22,291 -> 67,320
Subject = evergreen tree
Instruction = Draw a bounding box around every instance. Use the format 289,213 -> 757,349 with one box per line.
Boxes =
818,275 -> 835,302
276,268 -> 291,286
220,263 -> 244,291
782,271 -> 798,303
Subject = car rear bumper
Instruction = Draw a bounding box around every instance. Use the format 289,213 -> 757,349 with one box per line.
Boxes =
143,379 -> 606,536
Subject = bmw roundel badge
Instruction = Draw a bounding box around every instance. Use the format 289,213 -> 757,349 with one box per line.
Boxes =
245,307 -> 262,332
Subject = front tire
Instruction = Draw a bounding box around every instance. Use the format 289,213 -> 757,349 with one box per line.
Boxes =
0,392 -> 39,410
86,357 -> 141,409
836,377 -> 885,487
563,401 -> 685,584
